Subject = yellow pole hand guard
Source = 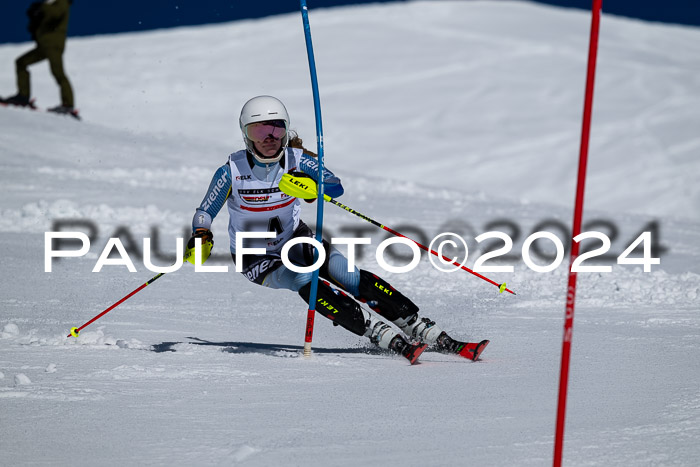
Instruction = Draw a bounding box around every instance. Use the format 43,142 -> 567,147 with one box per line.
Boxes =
184,240 -> 213,265
279,173 -> 318,200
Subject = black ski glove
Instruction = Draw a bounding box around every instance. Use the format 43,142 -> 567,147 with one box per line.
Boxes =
288,171 -> 317,203
187,228 -> 213,249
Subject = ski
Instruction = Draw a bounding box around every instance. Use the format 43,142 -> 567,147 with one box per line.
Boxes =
442,339 -> 489,361
0,98 -> 81,120
0,98 -> 37,111
434,332 -> 489,361
402,341 -> 428,365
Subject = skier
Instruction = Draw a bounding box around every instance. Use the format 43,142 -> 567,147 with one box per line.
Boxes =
0,0 -> 78,119
189,95 -> 487,363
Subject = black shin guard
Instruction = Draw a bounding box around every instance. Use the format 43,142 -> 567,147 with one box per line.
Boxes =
298,281 -> 368,336
356,270 -> 418,321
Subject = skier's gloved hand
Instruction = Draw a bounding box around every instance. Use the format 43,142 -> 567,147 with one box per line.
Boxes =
298,154 -> 344,198
289,170 -> 313,181
187,228 -> 213,249
288,171 -> 317,203
323,176 -> 344,198
185,228 -> 213,265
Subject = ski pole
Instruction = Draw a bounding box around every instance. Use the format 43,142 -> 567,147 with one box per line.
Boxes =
279,174 -> 515,295
67,239 -> 212,338
67,272 -> 165,337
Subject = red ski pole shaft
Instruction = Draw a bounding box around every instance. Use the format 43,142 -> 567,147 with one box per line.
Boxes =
382,224 -> 515,294
326,197 -> 515,295
67,272 -> 165,337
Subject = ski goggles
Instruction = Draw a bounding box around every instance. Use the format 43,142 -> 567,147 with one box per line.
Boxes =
245,120 -> 287,142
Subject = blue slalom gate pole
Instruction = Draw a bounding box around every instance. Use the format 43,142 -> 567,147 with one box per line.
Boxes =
299,0 -> 326,357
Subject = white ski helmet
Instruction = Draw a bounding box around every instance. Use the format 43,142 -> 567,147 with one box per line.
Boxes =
239,95 -> 290,164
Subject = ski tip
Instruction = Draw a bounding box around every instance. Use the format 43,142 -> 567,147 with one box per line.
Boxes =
472,340 -> 489,361
407,343 -> 428,365
457,339 -> 490,361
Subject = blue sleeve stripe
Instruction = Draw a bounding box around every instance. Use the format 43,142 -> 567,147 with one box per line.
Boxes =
299,154 -> 344,198
299,153 -> 334,180
198,164 -> 231,219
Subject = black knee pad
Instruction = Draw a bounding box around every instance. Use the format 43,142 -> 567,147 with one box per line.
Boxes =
298,281 -> 368,336
356,269 -> 418,321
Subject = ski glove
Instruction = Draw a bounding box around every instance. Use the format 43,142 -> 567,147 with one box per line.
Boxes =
185,228 -> 213,265
187,228 -> 213,249
287,171 -> 345,201
288,171 -> 317,203
298,156 -> 345,198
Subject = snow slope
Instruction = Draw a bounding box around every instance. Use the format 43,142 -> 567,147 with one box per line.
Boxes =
1,1 -> 699,465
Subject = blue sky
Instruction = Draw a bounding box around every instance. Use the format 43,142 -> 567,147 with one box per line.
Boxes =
1,0 -> 699,44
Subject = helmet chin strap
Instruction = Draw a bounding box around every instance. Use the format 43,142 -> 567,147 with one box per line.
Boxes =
251,146 -> 285,165
248,133 -> 288,165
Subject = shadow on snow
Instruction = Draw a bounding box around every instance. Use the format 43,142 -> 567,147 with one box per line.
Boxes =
151,336 -> 385,356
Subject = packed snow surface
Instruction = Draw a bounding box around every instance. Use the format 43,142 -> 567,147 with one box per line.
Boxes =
1,1 -> 699,465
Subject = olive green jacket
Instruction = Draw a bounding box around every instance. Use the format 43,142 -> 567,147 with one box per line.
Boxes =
32,0 -> 71,47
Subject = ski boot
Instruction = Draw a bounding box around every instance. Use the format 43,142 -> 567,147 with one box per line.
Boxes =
0,94 -> 35,108
366,318 -> 427,365
397,314 -> 489,361
47,104 -> 81,120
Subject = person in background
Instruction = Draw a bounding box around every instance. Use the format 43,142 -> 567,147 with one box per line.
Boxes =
186,95 -> 489,363
0,0 -> 78,119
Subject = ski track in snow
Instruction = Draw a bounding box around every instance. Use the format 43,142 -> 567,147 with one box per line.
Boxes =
1,1 -> 699,466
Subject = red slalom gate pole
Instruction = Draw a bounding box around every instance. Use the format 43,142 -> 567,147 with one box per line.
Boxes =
553,1 -> 602,465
